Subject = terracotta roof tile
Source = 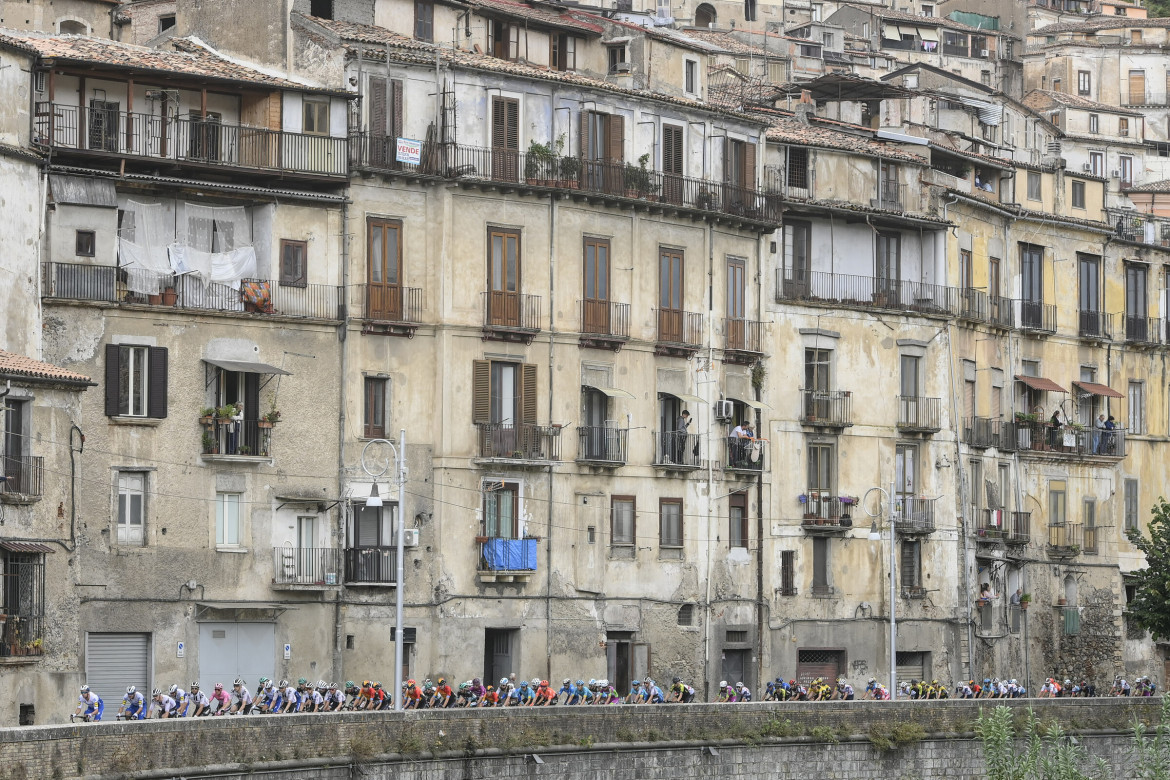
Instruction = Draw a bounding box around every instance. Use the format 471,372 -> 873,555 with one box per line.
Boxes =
0,31 -> 338,93
679,29 -> 783,56
458,0 -> 603,35
855,5 -> 987,34
0,349 -> 93,386
1023,89 -> 1143,116
1123,178 -> 1170,193
1031,17 -> 1170,35
765,114 -> 927,164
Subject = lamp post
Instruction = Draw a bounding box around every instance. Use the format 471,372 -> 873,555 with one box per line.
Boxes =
864,481 -> 897,700
361,431 -> 408,711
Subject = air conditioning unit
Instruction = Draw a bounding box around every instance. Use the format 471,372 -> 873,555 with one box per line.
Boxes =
1110,169 -> 1121,178
33,71 -> 45,94
714,399 -> 734,421
402,528 -> 420,547
980,49 -> 990,57
614,61 -> 631,74
1082,162 -> 1092,172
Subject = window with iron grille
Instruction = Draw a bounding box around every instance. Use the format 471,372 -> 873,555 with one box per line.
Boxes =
780,550 -> 796,596
787,147 -> 809,190
0,551 -> 45,657
900,540 -> 922,588
677,604 -> 694,626
726,630 -> 748,643
1125,479 -> 1139,531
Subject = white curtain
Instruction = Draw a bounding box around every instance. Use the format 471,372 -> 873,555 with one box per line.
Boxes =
166,203 -> 255,290
118,200 -> 176,294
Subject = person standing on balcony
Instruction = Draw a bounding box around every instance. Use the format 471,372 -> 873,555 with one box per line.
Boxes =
730,419 -> 749,466
228,402 -> 244,454
673,409 -> 691,463
1093,414 -> 1107,454
1048,408 -> 1065,449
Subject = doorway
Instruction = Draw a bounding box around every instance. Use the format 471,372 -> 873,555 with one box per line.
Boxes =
483,628 -> 518,684
721,648 -> 750,686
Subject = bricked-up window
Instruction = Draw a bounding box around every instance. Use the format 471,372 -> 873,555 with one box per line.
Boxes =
75,230 -> 95,257
279,239 -> 307,287
611,496 -> 635,546
780,550 -> 796,595
414,0 -> 434,42
659,498 -> 683,547
364,377 -> 387,439
104,344 -> 167,419
1125,478 -> 1139,531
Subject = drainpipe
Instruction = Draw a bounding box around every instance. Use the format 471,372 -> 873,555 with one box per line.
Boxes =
754,231 -> 766,692
945,320 -> 975,681
702,218 -> 715,702
334,198 -> 351,683
546,190 -> 557,683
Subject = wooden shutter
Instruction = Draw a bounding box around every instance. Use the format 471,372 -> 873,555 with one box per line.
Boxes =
606,114 -> 624,163
390,79 -> 403,140
368,76 -> 387,135
520,363 -> 538,425
147,347 -> 168,419
104,343 -> 121,417
663,125 -> 682,174
492,97 -> 518,150
743,141 -> 756,189
505,99 -> 518,149
723,137 -> 731,183
472,360 -> 490,423
580,110 -> 592,158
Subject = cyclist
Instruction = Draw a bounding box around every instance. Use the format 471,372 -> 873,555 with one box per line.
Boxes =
325,682 -> 346,711
668,676 -> 695,703
732,681 -> 750,703
151,688 -> 178,719
834,678 -> 854,701
207,683 -> 231,715
774,678 -> 794,702
531,680 -> 554,706
189,682 -> 211,717
168,684 -> 189,717
623,679 -> 642,704
516,680 -> 536,706
434,678 -> 455,708
228,678 -> 253,715
74,685 -> 104,722
403,679 -> 423,709
563,679 -> 585,705
342,681 -> 359,710
497,678 -> 514,705
469,677 -> 487,706
119,686 -> 147,720
556,678 -> 575,704
716,680 -> 737,703
481,684 -> 499,708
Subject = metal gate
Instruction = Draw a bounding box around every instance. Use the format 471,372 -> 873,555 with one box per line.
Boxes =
795,648 -> 842,685
896,651 -> 927,683
199,622 -> 275,688
86,633 -> 150,710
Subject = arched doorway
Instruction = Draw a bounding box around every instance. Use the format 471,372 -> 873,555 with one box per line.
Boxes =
695,3 -> 716,28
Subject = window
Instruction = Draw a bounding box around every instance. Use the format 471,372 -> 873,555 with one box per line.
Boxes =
895,443 -> 918,502
279,239 -> 307,287
734,57 -> 750,75
310,0 -> 333,18
1078,70 -> 1091,96
158,14 -> 176,32
104,344 -> 167,419
483,482 -> 519,538
684,59 -> 698,94
1083,498 -> 1097,554
1027,171 -> 1042,201
660,498 -> 683,547
489,20 -> 520,61
364,377 -> 387,438
487,226 -> 521,322
1129,69 -> 1146,104
900,540 -> 922,589
1125,479 -> 1139,531
1049,480 -> 1067,525
302,97 -> 330,136
367,219 -> 403,320
1089,114 -> 1099,134
876,232 -> 901,293
921,4 -> 934,15
608,45 -> 628,75
414,0 -> 434,42
780,550 -> 796,596
550,34 -> 577,71
75,230 -> 95,257
811,537 -> 830,595
677,604 -> 694,625
729,492 -> 748,549
1128,381 -> 1145,434
611,497 -> 635,547
1120,156 -> 1133,187
471,360 -> 539,456
0,550 -> 45,656
1052,78 -> 1062,93
767,60 -> 786,84
1090,152 -> 1104,177
215,492 -> 241,547
117,472 -> 146,545
899,354 -> 920,398
821,32 -> 834,47
1120,117 -> 1130,137
807,442 -> 835,499
1071,180 -> 1085,209
981,71 -> 991,87
959,250 -> 972,291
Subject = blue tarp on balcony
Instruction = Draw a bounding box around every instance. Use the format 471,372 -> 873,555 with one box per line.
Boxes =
482,538 -> 538,571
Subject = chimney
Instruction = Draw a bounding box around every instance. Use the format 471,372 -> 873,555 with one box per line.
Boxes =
795,89 -> 816,124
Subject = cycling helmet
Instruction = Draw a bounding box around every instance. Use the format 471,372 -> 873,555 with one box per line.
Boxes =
672,677 -> 681,684
80,685 -> 90,693
297,677 -> 308,686
602,679 -> 611,687
531,678 -> 541,687
345,681 -> 356,689
126,686 -> 136,695
214,683 -> 224,690
519,681 -> 529,688
437,677 -> 446,685
540,680 -> 549,687
374,682 -> 382,689
233,678 -> 244,686
407,679 -> 416,686
500,678 -> 509,686
631,679 -> 641,686
576,680 -> 584,686
362,680 -> 371,687
735,682 -> 745,689
472,678 -> 481,685
279,679 -> 289,688
168,684 -> 179,695
152,688 -> 163,696
317,680 -> 326,689
190,682 -> 200,690
588,678 -> 596,686
719,680 -> 728,688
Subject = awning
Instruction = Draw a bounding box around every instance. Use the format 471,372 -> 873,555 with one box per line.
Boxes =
1073,381 -> 1124,399
0,541 -> 55,553
669,393 -> 705,404
917,26 -> 940,42
882,23 -> 902,39
584,385 -> 635,400
203,359 -> 291,376
731,397 -> 772,411
1015,375 -> 1067,393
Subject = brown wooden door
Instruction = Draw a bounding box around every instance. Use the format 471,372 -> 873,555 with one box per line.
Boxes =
659,249 -> 684,342
581,111 -> 623,193
491,96 -> 519,182
1129,70 -> 1146,104
488,228 -> 520,327
367,219 -> 402,320
583,237 -> 610,334
727,258 -> 746,349
662,124 -> 684,205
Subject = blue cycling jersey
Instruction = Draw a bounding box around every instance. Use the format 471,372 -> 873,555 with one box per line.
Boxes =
79,694 -> 104,720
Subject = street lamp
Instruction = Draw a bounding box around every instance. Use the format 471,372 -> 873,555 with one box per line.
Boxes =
863,482 -> 897,700
361,431 -> 408,711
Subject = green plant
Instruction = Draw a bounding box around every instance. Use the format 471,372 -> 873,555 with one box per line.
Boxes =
215,404 -> 236,419
524,135 -> 577,180
199,407 -> 216,419
201,432 -> 216,453
1130,697 -> 1170,778
1021,592 -> 1032,603
1126,498 -> 1170,641
238,445 -> 252,455
623,153 -> 658,196
808,725 -> 838,744
263,409 -> 281,423
976,705 -> 1109,780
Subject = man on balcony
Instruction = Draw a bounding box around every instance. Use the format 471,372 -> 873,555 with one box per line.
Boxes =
672,409 -> 691,463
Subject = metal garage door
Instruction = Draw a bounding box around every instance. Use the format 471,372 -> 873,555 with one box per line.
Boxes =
86,633 -> 150,709
896,651 -> 927,683
199,622 -> 275,688
795,648 -> 842,685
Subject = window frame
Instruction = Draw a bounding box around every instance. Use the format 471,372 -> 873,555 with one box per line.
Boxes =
611,496 -> 635,547
1077,70 -> 1091,96
1088,114 -> 1099,134
729,492 -> 748,550
684,59 -> 698,94
1128,380 -> 1145,434
482,481 -> 520,539
780,549 -> 796,595
1026,170 -> 1043,201
215,491 -> 242,547
363,376 -> 388,439
119,345 -> 149,418
1120,117 -> 1130,137
302,97 -> 331,137
1071,180 -> 1086,209
279,239 -> 308,287
1124,478 -> 1139,532
1090,151 -> 1104,177
659,497 -> 683,548
116,471 -> 147,546
414,0 -> 434,42
608,45 -> 628,75
75,229 -> 96,257
1049,479 -> 1067,526
811,536 -> 831,595
900,539 -> 922,588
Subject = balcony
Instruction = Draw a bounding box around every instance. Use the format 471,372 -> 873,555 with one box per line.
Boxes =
344,546 -> 397,586
578,299 -> 630,351
800,494 -> 855,534
34,102 -> 347,180
1018,300 -> 1057,334
653,431 -> 702,470
989,296 -> 1015,329
800,389 -> 853,429
774,269 -> 960,318
42,262 -> 344,320
655,309 -> 703,357
350,137 -> 781,227
477,537 -> 538,583
974,509 -> 1030,545
201,419 -> 274,461
1078,310 -> 1114,341
1048,523 -> 1083,557
1125,315 -> 1164,346
873,182 -> 906,211
1009,420 -> 1126,459
576,426 -> 628,467
0,615 -> 43,660
963,417 -> 999,449
723,318 -> 764,364
1,456 -> 44,503
475,422 -> 562,464
1106,208 -> 1170,246
482,291 -> 541,344
723,436 -> 765,474
361,285 -> 423,337
957,289 -> 989,323
897,497 -> 937,534
897,396 -> 941,434
271,547 -> 341,590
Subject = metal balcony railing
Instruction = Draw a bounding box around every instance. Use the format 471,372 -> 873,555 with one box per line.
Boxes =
957,289 -> 988,322
579,299 -> 630,341
774,269 -> 959,317
1018,300 -> 1057,334
1078,310 -> 1114,340
1106,208 -> 1170,246
874,182 -> 907,211
723,318 -> 763,355
653,431 -> 701,468
1,455 -> 44,497
897,396 -> 942,432
475,422 -> 562,461
963,417 -> 1001,448
801,495 -> 853,530
576,426 -> 628,465
350,136 -> 781,224
272,547 -> 341,586
482,291 -> 541,333
656,309 -> 703,347
1125,315 -> 1163,345
1048,522 -> 1083,552
723,436 -> 765,472
34,102 -> 348,178
800,389 -> 853,428
202,420 -> 272,458
989,296 -> 1015,329
1,615 -> 44,658
363,285 -> 423,323
974,509 -> 1030,545
897,497 -> 937,534
344,547 -> 397,584
1007,420 -> 1126,458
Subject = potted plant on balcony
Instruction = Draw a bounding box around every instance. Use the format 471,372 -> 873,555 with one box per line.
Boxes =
623,154 -> 658,199
525,136 -> 579,189
161,285 -> 178,306
216,404 -> 236,424
258,409 -> 281,428
1019,593 -> 1032,610
201,431 -> 218,455
238,445 -> 252,456
199,407 -> 216,425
